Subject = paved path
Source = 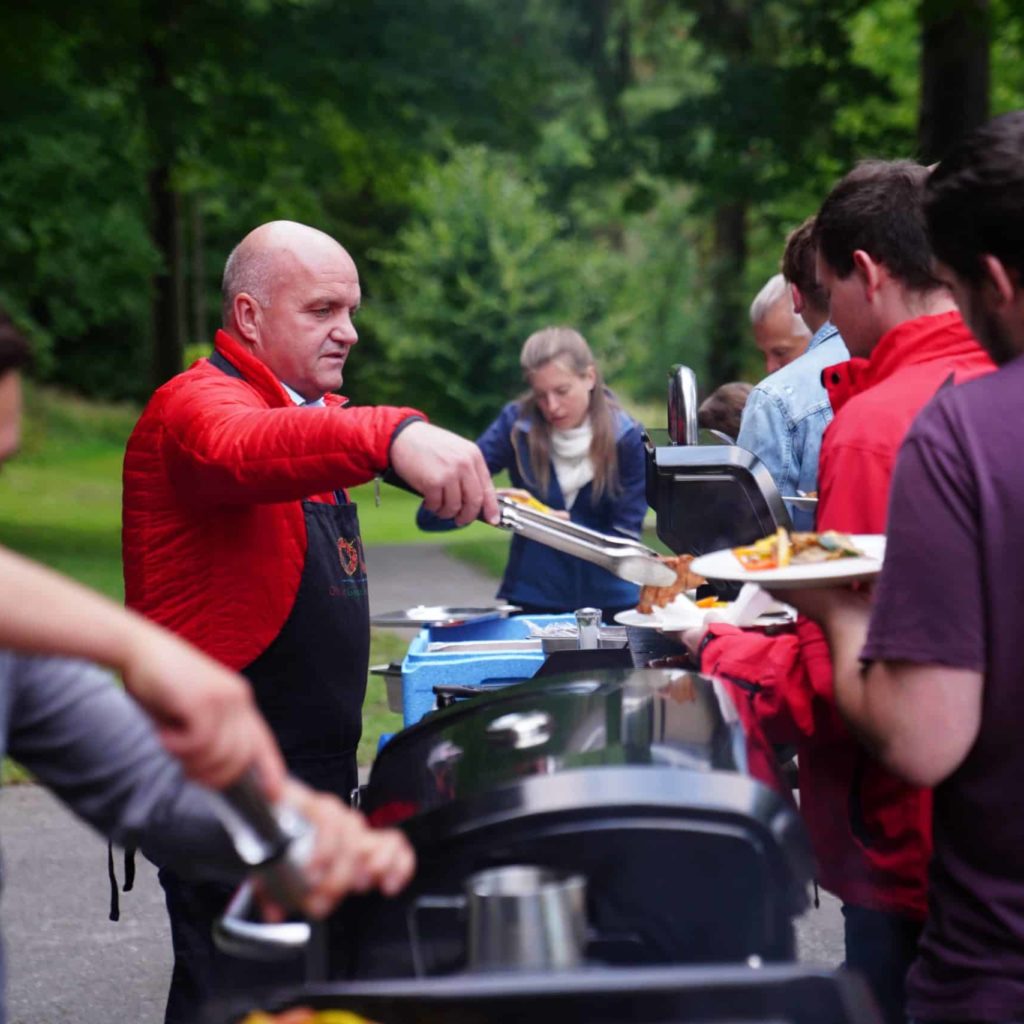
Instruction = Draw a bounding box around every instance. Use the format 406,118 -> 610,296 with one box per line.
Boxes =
0,543 -> 843,1023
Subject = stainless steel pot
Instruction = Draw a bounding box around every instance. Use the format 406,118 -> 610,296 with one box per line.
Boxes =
408,864 -> 588,976
369,662 -> 404,714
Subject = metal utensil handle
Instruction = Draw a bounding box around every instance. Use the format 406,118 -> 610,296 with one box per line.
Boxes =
504,512 -> 664,575
220,771 -> 293,855
668,364 -> 699,446
506,514 -> 621,564
407,893 -> 466,978
212,769 -> 316,919
213,879 -> 313,960
499,499 -> 659,557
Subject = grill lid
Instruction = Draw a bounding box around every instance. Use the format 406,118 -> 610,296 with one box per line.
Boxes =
362,668 -> 786,825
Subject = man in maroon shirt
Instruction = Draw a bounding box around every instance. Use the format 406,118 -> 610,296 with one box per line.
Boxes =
682,160 -> 993,1024
791,111 -> 1024,1024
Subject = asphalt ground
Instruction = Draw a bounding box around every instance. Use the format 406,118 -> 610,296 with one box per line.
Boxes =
0,543 -> 843,1023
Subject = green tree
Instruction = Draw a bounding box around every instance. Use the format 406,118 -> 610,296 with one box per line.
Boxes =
919,0 -> 990,163
365,147 -> 624,436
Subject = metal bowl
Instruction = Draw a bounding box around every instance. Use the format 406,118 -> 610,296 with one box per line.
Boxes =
370,662 -> 404,713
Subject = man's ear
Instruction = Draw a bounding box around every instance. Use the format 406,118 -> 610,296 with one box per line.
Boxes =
232,293 -> 261,345
790,282 -> 805,315
981,254 -> 1018,309
851,249 -> 883,300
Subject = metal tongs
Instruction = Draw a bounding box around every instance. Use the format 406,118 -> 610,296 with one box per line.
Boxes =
210,772 -> 315,960
496,497 -> 676,587
380,469 -> 676,588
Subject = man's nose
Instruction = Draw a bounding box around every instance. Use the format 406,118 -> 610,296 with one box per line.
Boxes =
330,319 -> 358,345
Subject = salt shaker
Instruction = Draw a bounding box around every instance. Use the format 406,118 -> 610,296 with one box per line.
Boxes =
574,607 -> 602,650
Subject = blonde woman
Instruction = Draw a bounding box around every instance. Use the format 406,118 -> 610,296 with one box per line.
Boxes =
419,327 -> 648,620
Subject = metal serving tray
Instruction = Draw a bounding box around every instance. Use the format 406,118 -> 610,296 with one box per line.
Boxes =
371,605 -> 520,629
426,639 -> 544,654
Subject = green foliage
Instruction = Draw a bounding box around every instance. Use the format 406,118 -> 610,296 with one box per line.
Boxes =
0,18 -> 156,393
365,147 -> 624,435
2,0 -> 1024,405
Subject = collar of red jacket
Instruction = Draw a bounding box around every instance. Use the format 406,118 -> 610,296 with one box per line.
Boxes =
212,329 -> 348,408
823,310 -> 970,416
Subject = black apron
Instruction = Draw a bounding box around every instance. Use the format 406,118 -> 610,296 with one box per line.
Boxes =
243,497 -> 369,802
209,350 -> 370,800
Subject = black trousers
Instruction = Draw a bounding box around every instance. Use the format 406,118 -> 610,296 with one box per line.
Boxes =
843,903 -> 923,1024
159,869 -> 307,1024
160,747 -> 358,1022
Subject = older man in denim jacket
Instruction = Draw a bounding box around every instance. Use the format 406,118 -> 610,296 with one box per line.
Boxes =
737,218 -> 848,529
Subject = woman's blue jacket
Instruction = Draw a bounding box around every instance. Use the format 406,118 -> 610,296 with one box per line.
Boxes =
418,400 -> 649,613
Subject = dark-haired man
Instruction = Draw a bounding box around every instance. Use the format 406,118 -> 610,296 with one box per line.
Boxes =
681,160 -> 993,1024
802,110 -> 1024,1023
737,218 -> 848,527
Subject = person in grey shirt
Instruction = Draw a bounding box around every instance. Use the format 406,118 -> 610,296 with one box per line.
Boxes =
0,648 -> 238,1023
737,218 -> 849,529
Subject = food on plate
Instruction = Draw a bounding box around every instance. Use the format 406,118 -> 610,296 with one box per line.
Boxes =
695,596 -> 729,609
732,528 -> 864,572
637,554 -> 705,613
240,1010 -> 379,1024
497,489 -> 554,514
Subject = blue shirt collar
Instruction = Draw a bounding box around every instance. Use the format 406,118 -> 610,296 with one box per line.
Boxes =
807,320 -> 839,354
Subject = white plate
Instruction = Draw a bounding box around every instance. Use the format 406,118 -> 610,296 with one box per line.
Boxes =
610,589 -> 794,626
616,607 -> 704,630
615,609 -> 796,630
689,534 -> 885,590
782,496 -> 819,512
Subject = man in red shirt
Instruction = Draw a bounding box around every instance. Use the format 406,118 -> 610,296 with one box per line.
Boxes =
123,221 -> 498,1022
682,160 -> 993,1024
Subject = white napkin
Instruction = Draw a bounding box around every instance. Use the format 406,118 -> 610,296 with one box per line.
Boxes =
653,584 -> 792,630
722,584 -> 776,626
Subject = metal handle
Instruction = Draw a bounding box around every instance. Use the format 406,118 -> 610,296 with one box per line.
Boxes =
668,364 -> 699,446
499,499 -> 654,557
500,509 -> 675,587
212,879 -> 312,960
500,506 -> 635,564
407,893 -> 466,978
211,770 -> 318,959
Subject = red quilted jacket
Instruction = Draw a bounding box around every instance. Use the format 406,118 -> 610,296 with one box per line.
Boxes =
701,311 -> 993,919
122,330 -> 424,669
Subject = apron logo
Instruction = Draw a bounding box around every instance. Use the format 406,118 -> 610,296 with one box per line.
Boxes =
337,537 -> 360,576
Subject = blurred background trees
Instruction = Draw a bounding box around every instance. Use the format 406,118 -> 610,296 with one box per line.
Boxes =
1,0 -> 1022,430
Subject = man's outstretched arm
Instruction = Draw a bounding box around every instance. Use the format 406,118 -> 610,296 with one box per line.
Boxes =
779,585 -> 982,788
0,544 -> 286,797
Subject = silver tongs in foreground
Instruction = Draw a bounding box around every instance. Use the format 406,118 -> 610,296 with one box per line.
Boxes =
496,497 -> 676,587
210,772 -> 315,959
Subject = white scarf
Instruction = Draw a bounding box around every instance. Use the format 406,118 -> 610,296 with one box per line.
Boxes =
550,419 -> 594,510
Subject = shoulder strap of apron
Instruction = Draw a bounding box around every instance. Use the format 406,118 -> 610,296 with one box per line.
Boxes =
209,350 -> 244,379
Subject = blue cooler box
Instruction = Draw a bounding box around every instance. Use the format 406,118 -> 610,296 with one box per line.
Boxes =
400,613 -> 574,726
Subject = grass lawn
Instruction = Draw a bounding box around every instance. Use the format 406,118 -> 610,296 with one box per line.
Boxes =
0,386 -> 509,771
